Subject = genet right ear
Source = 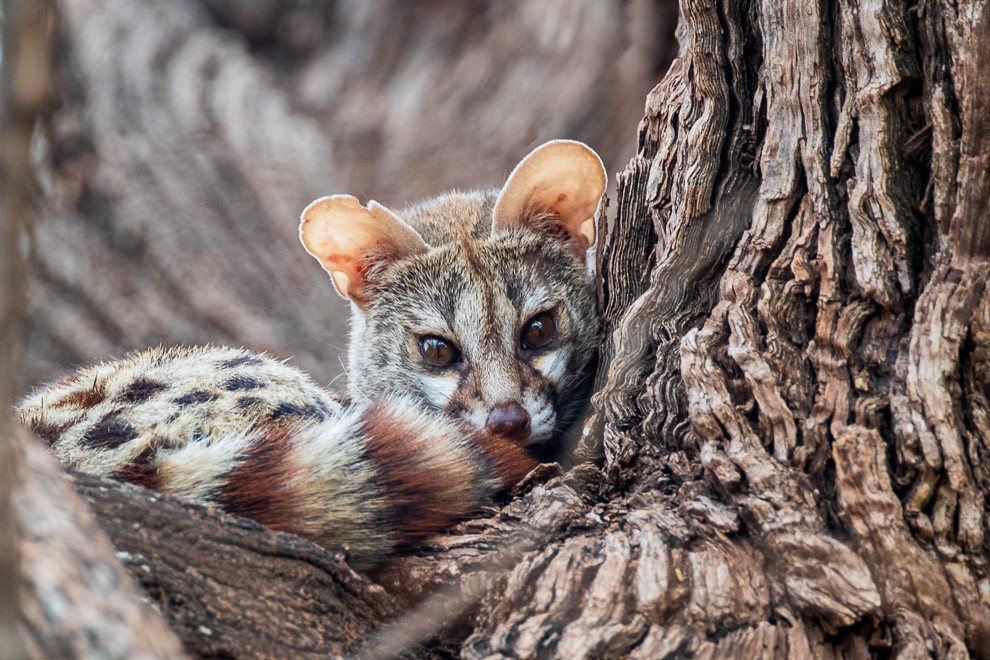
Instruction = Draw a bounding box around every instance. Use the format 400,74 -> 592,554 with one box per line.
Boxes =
299,195 -> 428,307
492,140 -> 607,252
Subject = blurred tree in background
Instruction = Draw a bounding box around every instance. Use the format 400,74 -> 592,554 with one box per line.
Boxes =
25,0 -> 675,389
10,0 -> 990,657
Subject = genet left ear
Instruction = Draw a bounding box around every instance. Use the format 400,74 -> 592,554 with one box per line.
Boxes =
299,195 -> 428,308
492,139 -> 607,251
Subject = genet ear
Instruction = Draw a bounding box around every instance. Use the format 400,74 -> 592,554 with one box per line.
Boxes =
492,139 -> 607,251
299,195 -> 428,307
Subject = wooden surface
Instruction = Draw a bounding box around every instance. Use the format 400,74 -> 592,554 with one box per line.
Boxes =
17,439 -> 184,657
15,0 -> 990,657
72,467 -> 399,658
565,0 -> 990,655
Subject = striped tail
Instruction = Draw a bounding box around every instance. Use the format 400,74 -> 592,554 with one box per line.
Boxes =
17,347 -> 537,569
191,398 -> 537,568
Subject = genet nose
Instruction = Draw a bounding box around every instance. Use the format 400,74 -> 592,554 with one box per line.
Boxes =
485,402 -> 531,441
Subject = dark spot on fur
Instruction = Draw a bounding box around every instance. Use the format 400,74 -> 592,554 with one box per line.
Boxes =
51,384 -> 106,409
269,401 -> 326,421
114,444 -> 161,490
306,402 -> 329,419
173,390 -> 217,405
220,355 -> 265,369
237,396 -> 265,409
224,376 -> 263,391
81,414 -> 138,449
28,419 -> 71,447
120,378 -> 167,403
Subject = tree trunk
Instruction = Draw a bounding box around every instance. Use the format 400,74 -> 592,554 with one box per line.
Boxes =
558,0 -> 990,655
18,0 -> 990,657
16,439 -> 186,657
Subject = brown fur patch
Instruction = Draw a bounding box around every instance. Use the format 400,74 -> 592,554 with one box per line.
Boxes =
217,425 -> 304,534
472,430 -> 539,490
115,444 -> 162,490
26,419 -> 71,446
360,405 -> 474,549
51,383 -> 106,409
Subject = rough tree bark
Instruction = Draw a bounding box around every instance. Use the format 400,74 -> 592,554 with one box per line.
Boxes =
16,0 -> 990,657
564,0 -> 990,655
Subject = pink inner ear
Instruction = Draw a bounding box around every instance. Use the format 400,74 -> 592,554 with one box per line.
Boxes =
330,271 -> 351,298
544,184 -> 594,220
299,195 -> 428,304
493,140 -> 606,250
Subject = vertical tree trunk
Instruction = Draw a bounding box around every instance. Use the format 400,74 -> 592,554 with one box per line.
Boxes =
15,0 -> 990,657
458,0 -> 990,656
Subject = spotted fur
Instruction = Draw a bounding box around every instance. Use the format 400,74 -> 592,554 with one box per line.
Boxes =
17,346 -> 534,569
20,140 -> 604,568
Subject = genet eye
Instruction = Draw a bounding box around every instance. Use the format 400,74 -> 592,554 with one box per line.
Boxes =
419,335 -> 461,366
521,312 -> 556,350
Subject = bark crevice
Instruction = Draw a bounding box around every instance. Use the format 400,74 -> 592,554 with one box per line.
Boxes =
15,0 -> 990,656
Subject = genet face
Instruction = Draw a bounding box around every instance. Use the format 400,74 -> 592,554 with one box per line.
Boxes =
349,231 -> 599,453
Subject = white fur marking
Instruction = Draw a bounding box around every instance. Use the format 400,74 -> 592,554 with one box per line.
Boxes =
533,348 -> 570,385
158,429 -> 254,501
418,374 -> 459,409
522,392 -> 556,445
466,406 -> 489,432
521,287 -> 553,318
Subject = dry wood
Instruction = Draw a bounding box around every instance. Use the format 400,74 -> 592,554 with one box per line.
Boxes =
15,0 -> 990,656
17,438 -> 184,657
70,464 -> 399,657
